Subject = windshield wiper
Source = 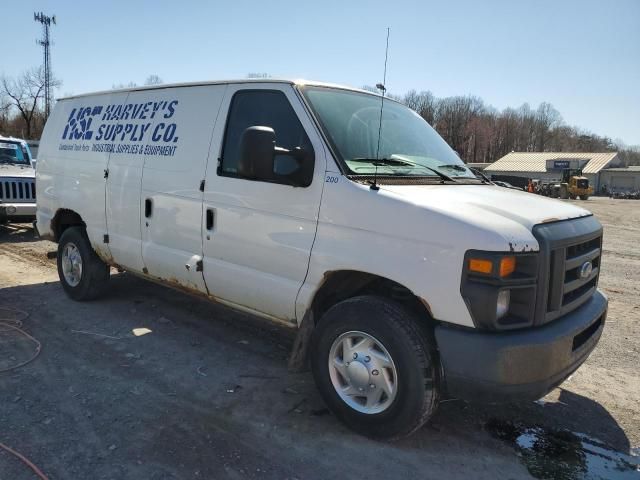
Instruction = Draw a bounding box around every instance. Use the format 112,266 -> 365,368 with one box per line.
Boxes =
437,163 -> 490,183
348,157 -> 456,182
437,164 -> 468,172
415,165 -> 455,182
468,167 -> 492,183
349,157 -> 414,166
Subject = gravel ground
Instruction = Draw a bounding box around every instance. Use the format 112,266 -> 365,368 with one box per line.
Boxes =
0,196 -> 638,479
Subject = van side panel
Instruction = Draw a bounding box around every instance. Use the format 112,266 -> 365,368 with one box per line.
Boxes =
139,85 -> 226,292
202,84 -> 327,323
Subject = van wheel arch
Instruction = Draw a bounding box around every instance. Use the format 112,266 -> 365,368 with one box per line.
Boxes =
51,209 -> 86,242
311,270 -> 434,323
288,270 -> 435,372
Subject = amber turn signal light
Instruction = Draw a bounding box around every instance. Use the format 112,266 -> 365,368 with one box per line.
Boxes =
499,256 -> 516,277
469,256 -> 516,277
468,258 -> 493,274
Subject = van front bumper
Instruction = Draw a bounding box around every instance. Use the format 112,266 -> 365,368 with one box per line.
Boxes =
0,203 -> 37,221
435,289 -> 607,401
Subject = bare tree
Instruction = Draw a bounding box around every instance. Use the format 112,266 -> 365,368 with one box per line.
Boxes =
534,102 -> 562,151
1,67 -> 59,139
144,75 -> 163,86
112,81 -> 138,90
404,90 -> 437,125
0,94 -> 11,133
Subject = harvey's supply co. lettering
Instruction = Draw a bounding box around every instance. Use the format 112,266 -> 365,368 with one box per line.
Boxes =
58,99 -> 180,157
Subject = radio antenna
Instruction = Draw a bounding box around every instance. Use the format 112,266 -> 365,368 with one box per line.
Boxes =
371,27 -> 390,191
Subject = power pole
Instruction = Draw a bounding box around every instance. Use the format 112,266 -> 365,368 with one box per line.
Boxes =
34,12 -> 56,119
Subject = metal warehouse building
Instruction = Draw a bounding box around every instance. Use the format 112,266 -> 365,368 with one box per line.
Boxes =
599,166 -> 640,193
484,152 -> 623,192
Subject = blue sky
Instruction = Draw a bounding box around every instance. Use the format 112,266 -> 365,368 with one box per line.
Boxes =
5,0 -> 640,145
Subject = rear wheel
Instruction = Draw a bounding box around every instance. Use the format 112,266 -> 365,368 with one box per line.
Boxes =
57,227 -> 110,300
310,295 -> 440,439
579,195 -> 589,200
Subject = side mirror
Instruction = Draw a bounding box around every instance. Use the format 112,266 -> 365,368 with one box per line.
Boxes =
237,126 -> 277,180
237,126 -> 313,187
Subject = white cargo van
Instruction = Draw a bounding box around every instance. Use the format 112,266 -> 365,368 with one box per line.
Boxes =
36,79 -> 607,438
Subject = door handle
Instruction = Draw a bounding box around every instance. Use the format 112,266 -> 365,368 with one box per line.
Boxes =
206,208 -> 215,230
145,198 -> 153,218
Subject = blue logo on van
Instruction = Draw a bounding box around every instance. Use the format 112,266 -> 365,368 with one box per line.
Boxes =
59,100 -> 180,157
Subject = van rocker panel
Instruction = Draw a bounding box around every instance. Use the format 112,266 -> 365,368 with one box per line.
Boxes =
435,289 -> 607,401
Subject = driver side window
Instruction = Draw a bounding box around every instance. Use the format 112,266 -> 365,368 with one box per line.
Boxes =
219,90 -> 313,180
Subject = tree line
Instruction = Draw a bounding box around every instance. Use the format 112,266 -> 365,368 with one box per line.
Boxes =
0,72 -> 162,141
0,67 -> 60,139
2,68 -> 638,166
377,87 -> 640,166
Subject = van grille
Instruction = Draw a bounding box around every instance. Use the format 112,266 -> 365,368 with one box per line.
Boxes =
533,216 -> 602,325
551,237 -> 601,311
0,179 -> 36,202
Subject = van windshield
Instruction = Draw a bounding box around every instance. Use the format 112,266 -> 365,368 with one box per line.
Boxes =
0,141 -> 31,166
300,86 -> 476,179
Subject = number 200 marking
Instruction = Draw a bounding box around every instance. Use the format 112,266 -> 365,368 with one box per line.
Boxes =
325,176 -> 339,183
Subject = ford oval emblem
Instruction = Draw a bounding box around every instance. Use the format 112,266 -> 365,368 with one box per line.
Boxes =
579,261 -> 593,279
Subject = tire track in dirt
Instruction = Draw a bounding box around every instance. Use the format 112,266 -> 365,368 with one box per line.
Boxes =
0,244 -> 55,269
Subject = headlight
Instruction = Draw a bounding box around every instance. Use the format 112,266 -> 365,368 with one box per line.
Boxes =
461,250 -> 538,330
496,290 -> 510,319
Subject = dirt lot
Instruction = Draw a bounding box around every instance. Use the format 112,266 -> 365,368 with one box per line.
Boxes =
1,197 -> 639,479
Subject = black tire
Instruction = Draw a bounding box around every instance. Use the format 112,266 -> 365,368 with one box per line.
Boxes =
57,227 -> 110,301
580,195 -> 589,200
310,295 -> 440,439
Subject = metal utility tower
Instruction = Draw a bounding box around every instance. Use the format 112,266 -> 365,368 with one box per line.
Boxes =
34,12 -> 56,118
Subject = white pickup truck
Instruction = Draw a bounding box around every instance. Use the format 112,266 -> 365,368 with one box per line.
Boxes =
35,79 -> 607,438
0,135 -> 37,223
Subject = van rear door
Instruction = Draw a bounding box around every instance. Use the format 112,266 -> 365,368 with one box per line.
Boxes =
138,85 -> 226,292
104,91 -> 147,272
201,83 -> 327,323
37,93 -> 126,249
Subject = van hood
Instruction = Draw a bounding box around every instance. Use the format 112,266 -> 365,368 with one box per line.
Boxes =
0,163 -> 35,178
379,183 -> 592,242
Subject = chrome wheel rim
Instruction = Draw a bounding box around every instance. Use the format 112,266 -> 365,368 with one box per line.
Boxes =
61,242 -> 83,287
328,331 -> 398,414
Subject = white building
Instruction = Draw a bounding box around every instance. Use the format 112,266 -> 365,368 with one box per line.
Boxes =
484,152 -> 622,192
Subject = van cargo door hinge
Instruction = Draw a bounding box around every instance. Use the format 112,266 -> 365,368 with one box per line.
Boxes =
104,169 -> 109,179
196,259 -> 203,272
199,179 -> 205,192
103,234 -> 110,243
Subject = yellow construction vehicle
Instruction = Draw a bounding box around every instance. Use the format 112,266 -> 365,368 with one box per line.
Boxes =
559,169 -> 593,200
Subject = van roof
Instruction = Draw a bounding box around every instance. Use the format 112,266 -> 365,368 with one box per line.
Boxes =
58,79 -> 375,101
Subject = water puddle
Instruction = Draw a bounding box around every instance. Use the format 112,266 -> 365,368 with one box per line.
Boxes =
486,419 -> 639,479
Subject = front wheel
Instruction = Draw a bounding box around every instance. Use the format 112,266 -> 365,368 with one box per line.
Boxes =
57,227 -> 110,300
310,295 -> 440,439
579,195 -> 589,200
